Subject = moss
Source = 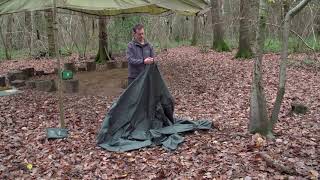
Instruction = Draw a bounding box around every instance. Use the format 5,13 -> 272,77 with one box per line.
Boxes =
235,48 -> 254,59
212,39 -> 230,52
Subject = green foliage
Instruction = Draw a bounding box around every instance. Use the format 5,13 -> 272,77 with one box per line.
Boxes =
108,16 -> 150,53
0,48 -> 29,60
235,48 -> 254,59
212,39 -> 230,52
59,47 -> 72,56
264,36 -> 320,53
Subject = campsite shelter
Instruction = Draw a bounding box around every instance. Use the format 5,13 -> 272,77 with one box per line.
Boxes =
0,0 -> 209,130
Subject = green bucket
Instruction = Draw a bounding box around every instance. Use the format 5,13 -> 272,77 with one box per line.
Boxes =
61,70 -> 73,80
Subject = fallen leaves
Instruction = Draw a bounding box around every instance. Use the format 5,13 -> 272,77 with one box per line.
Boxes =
0,47 -> 319,179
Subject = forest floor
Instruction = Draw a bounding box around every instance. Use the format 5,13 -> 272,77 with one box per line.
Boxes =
0,47 -> 319,179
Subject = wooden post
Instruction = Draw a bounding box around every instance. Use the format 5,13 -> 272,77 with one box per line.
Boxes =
53,0 -> 65,128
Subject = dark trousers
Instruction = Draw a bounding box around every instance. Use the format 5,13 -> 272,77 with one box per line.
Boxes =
128,77 -> 135,86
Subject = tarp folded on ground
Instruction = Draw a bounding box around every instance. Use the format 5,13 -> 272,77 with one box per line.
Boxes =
0,0 -> 208,16
97,64 -> 212,152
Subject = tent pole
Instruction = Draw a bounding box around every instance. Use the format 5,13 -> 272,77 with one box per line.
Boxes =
52,0 -> 65,128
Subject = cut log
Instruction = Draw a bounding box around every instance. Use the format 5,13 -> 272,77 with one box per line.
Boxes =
10,80 -> 26,87
86,62 -> 96,71
7,70 -> 28,82
63,79 -> 79,93
35,79 -> 56,92
77,65 -> 86,72
35,70 -> 45,76
26,80 -> 36,89
106,61 -> 117,70
21,67 -> 35,77
0,76 -> 6,87
64,62 -> 76,73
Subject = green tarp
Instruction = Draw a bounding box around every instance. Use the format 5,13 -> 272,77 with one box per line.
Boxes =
0,0 -> 208,16
97,64 -> 212,152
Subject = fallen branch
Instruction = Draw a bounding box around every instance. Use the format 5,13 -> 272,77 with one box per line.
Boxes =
259,152 -> 297,175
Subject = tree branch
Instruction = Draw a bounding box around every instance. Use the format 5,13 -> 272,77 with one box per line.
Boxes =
266,23 -> 315,51
288,0 -> 312,18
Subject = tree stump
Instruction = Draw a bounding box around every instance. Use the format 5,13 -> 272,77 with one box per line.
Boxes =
292,103 -> 308,114
0,76 -> 6,87
7,70 -> 28,82
35,79 -> 56,92
35,70 -> 45,76
86,62 -> 96,71
26,80 -> 36,89
63,79 -> 79,93
77,65 -> 86,72
106,61 -> 117,70
64,62 -> 76,73
22,67 -> 35,77
10,80 -> 26,87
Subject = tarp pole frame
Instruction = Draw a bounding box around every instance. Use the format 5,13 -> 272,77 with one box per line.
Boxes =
53,0 -> 65,128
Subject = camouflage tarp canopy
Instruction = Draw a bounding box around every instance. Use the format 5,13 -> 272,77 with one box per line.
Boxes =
0,0 -> 209,16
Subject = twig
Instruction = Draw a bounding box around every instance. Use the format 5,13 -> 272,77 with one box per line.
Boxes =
266,23 -> 315,51
259,152 -> 298,175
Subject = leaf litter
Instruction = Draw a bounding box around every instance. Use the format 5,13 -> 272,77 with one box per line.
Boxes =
0,47 -> 319,179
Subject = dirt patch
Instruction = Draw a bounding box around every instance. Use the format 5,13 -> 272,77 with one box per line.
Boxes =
76,69 -> 128,97
29,68 -> 128,97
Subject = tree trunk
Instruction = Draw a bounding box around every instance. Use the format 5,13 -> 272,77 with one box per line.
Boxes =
0,21 -> 10,60
80,13 -> 89,57
249,0 -> 272,137
249,0 -> 259,50
45,9 -> 56,57
315,6 -> 320,36
25,11 -> 32,55
5,15 -> 13,59
271,0 -> 311,126
236,0 -> 254,58
191,15 -> 199,46
210,0 -> 230,52
96,16 -> 111,63
34,11 -> 42,41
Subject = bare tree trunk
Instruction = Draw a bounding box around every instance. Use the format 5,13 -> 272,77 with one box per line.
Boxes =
6,15 -> 13,59
249,0 -> 272,137
0,23 -> 10,60
210,0 -> 230,51
45,9 -> 56,57
96,16 -> 111,63
249,0 -> 259,50
271,0 -> 311,126
80,13 -> 89,57
236,0 -> 254,58
315,6 -> 320,36
34,11 -> 42,41
191,15 -> 199,46
25,11 -> 32,55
